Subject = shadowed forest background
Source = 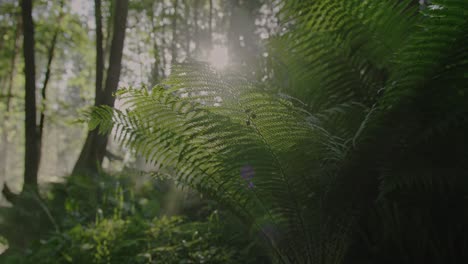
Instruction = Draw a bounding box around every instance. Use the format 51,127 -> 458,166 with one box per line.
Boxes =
0,0 -> 467,263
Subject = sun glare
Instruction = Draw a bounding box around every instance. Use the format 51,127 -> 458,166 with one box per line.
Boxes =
208,46 -> 229,69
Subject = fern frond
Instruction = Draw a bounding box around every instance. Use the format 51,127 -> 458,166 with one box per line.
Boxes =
88,65 -> 345,258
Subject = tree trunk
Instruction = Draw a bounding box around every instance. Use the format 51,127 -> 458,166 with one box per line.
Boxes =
209,0 -> 213,48
149,3 -> 161,87
21,0 -> 39,192
171,0 -> 179,65
95,0 -> 105,105
161,9 -> 167,76
38,0 -> 65,158
193,0 -> 200,52
101,0 -> 128,106
73,0 -> 129,174
104,0 -> 115,71
184,0 -> 191,58
228,0 -> 240,56
1,12 -> 21,196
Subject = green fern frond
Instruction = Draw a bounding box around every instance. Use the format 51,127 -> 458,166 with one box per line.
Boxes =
86,61 -> 362,259
272,0 -> 420,112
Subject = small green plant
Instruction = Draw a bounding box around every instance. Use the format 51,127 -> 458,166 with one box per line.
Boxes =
5,212 -> 257,264
0,172 -> 265,263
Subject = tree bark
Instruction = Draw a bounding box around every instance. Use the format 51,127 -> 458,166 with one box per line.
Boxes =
73,0 -> 129,174
21,0 -> 39,192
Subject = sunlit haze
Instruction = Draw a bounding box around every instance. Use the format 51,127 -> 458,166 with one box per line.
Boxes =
208,45 -> 229,69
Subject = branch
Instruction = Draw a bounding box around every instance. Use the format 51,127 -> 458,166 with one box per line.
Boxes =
2,183 -> 18,204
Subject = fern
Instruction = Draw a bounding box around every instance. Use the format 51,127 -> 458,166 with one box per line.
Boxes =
88,62 -> 343,260
88,0 -> 468,262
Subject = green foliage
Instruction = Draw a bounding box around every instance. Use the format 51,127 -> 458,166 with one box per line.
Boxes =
87,0 -> 468,262
88,61 -> 341,262
13,214 -> 242,264
1,172 -> 264,263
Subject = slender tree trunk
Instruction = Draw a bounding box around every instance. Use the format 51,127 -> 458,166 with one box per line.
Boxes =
2,2 -> 61,251
149,3 -> 160,86
73,0 -> 129,174
72,0 -> 104,174
209,0 -> 213,48
1,13 -> 21,197
193,0 -> 200,52
101,0 -> 128,108
161,9 -> 167,76
5,17 -> 21,113
184,0 -> 190,58
104,0 -> 115,70
171,0 -> 179,65
135,16 -> 145,82
21,0 -> 39,192
95,0 -> 104,104
227,0 -> 237,65
38,0 -> 65,156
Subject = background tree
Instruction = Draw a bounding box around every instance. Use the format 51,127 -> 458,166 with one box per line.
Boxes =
3,0 -> 65,201
73,0 -> 129,174
0,5 -> 21,194
21,0 -> 39,193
